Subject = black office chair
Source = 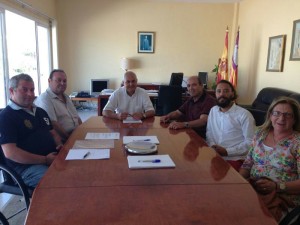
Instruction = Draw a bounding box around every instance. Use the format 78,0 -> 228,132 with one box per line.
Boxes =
169,73 -> 183,87
198,72 -> 208,89
0,211 -> 9,225
155,85 -> 182,116
0,147 -> 32,221
279,206 -> 300,225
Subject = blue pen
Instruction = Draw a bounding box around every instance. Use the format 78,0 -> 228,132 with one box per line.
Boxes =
138,159 -> 161,163
134,139 -> 151,142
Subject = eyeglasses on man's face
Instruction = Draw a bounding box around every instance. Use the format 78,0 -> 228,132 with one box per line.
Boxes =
271,111 -> 294,119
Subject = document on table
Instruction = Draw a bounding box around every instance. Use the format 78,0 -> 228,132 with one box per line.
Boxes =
85,132 -> 120,139
66,149 -> 110,160
72,139 -> 114,149
123,116 -> 142,124
123,136 -> 159,144
127,155 -> 175,169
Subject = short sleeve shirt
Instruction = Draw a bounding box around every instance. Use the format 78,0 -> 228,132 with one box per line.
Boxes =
0,102 -> 56,173
34,88 -> 80,134
103,87 -> 154,114
178,92 -> 216,137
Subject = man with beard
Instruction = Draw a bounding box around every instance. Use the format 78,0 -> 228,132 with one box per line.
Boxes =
160,76 -> 216,138
206,80 -> 255,171
35,69 -> 82,142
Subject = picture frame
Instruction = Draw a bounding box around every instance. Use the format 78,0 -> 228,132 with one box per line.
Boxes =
266,35 -> 286,72
290,19 -> 300,61
138,32 -> 155,53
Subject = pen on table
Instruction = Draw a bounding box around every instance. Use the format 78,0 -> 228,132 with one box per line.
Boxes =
138,159 -> 161,163
134,139 -> 151,142
83,151 -> 90,159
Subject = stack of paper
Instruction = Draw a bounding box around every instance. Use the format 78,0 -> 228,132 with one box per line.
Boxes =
127,155 -> 175,169
73,139 -> 114,149
85,132 -> 120,139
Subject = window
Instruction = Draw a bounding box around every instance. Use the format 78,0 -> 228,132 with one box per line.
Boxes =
0,9 -> 52,108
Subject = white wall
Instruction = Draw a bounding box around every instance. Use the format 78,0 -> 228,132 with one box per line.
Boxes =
238,0 -> 300,103
55,0 -> 235,93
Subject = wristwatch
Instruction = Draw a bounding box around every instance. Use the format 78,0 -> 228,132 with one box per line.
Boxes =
184,122 -> 189,128
279,182 -> 286,192
143,113 -> 147,119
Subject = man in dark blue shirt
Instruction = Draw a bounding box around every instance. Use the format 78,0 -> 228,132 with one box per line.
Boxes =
0,74 -> 62,188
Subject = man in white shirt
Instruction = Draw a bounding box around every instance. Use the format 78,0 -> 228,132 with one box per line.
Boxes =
103,71 -> 155,120
206,80 -> 255,171
35,69 -> 82,142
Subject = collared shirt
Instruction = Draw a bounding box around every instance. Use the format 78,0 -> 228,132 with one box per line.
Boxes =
103,87 -> 154,114
178,92 -> 216,137
34,88 -> 80,134
8,99 -> 37,116
206,103 -> 256,161
0,101 -> 56,173
178,91 -> 216,121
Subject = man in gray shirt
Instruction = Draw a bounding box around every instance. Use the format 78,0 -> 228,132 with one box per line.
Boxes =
35,69 -> 82,142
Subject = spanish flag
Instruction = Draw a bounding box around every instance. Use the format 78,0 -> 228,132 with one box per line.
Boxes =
217,27 -> 228,82
229,29 -> 239,88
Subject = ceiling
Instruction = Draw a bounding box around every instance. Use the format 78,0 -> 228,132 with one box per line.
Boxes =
154,0 -> 242,3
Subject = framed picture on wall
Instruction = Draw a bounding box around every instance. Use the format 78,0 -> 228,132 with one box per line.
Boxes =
266,35 -> 286,72
290,19 -> 300,61
138,32 -> 155,53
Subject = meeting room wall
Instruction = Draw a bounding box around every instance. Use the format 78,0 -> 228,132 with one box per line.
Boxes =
55,0 -> 235,94
5,0 -> 299,105
237,0 -> 300,104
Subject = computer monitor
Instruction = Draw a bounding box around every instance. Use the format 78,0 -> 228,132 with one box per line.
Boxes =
169,73 -> 183,86
90,79 -> 109,96
198,72 -> 208,89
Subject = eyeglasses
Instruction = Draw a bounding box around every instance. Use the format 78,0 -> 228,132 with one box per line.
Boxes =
271,111 -> 294,119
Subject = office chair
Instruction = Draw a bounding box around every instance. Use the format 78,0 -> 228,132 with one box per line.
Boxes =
0,147 -> 32,221
0,211 -> 9,225
279,206 -> 300,225
169,73 -> 184,87
198,72 -> 208,89
155,85 -> 182,116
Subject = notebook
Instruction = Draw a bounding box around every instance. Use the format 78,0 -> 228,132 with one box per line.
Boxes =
127,154 -> 175,169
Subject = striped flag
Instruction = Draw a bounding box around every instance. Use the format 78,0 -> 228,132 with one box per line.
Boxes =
229,29 -> 239,88
217,27 -> 229,82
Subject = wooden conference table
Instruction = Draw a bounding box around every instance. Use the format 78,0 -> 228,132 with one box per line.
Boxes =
25,117 -> 277,225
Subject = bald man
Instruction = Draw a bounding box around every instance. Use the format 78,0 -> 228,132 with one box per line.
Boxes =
103,71 -> 155,120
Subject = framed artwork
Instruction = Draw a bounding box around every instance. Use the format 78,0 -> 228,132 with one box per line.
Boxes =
138,32 -> 155,53
290,19 -> 300,61
266,35 -> 286,72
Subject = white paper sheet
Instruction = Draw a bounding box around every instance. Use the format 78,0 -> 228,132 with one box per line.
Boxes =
127,155 -> 175,169
123,136 -> 159,144
85,132 -> 120,139
72,139 -> 114,149
123,116 -> 142,124
66,149 -> 110,160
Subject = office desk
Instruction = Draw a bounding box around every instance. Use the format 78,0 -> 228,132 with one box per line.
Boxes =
25,117 -> 277,225
70,96 -> 99,113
